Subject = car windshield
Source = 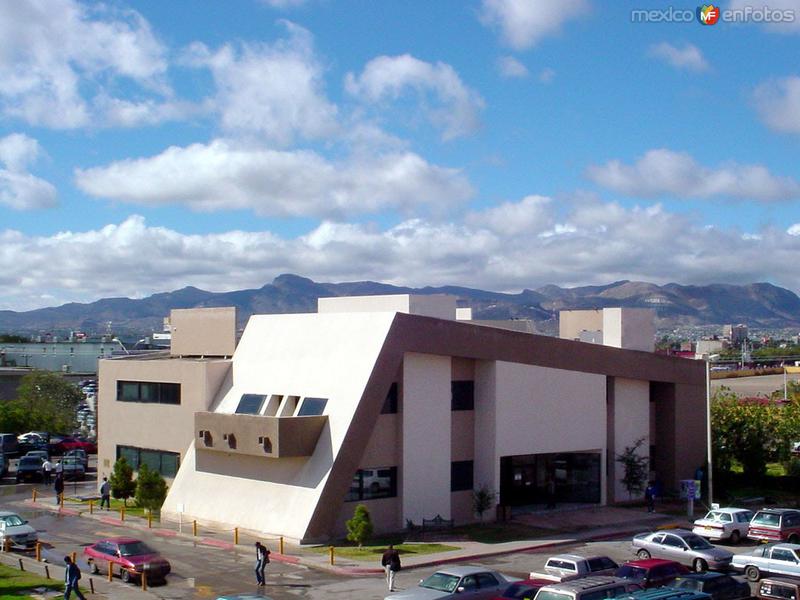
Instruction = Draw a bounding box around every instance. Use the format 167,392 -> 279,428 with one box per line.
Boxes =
20,457 -> 41,466
63,458 -> 81,466
753,512 -> 782,526
704,511 -> 728,522
685,535 -> 712,549
616,566 -> 647,579
503,583 -> 539,599
0,515 -> 24,527
420,572 -> 461,592
119,542 -> 155,556
535,591 -> 572,600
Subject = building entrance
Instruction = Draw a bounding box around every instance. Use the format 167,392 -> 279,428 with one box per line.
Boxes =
500,451 -> 601,508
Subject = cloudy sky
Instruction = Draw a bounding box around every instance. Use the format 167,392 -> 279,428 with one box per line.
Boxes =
2,0 -> 800,311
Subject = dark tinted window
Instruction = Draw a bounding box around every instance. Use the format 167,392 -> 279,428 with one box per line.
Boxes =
451,460 -> 474,492
235,394 -> 266,414
476,573 -> 500,587
116,445 -> 180,478
451,381 -> 474,410
663,535 -> 686,548
117,381 -> 181,405
772,549 -> 797,563
381,383 -> 398,414
345,466 -> 397,501
502,583 -> 540,599
298,397 -> 327,416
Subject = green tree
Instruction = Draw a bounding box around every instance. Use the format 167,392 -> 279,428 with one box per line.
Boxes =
109,457 -> 136,507
134,464 -> 168,511
617,437 -> 649,499
345,504 -> 373,547
15,371 -> 83,433
472,484 -> 496,522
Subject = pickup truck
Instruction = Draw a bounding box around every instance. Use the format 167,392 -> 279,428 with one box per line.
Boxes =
530,554 -> 619,581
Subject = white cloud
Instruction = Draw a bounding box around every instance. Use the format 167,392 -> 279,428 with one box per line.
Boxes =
185,22 -> 338,145
5,202 -> 800,310
753,76 -> 800,135
728,0 -> 800,33
345,54 -> 484,140
0,0 -> 171,128
74,139 -> 473,218
466,195 -> 555,236
0,133 -> 56,210
497,56 -> 529,79
539,68 -> 556,84
479,0 -> 589,50
789,223 -> 800,236
648,42 -> 709,72
587,149 -> 800,201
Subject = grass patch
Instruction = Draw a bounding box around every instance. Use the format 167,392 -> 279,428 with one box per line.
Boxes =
311,542 -> 459,560
0,563 -> 63,598
70,497 -> 159,520
450,522 -> 565,544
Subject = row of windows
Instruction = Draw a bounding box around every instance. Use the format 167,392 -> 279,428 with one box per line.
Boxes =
344,461 -> 474,501
117,381 -> 181,405
381,380 -> 475,414
117,445 -> 180,478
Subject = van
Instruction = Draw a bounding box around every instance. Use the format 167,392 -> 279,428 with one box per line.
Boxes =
757,578 -> 800,600
534,576 -> 641,600
0,434 -> 18,456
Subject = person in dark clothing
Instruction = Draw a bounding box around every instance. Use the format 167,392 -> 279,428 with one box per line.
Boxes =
381,544 -> 401,592
254,541 -> 270,586
645,482 -> 656,513
99,477 -> 111,510
63,555 -> 86,600
54,473 -> 64,505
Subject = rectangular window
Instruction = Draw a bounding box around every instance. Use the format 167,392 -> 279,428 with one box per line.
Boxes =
345,466 -> 397,501
381,383 -> 398,414
116,381 -> 181,405
451,460 -> 474,492
235,394 -> 266,415
297,397 -> 327,416
451,381 -> 474,411
116,445 -> 180,478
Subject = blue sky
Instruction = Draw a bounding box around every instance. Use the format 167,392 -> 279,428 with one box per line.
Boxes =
1,0 -> 800,311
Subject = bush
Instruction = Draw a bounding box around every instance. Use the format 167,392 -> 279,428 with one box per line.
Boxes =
345,504 -> 373,547
109,457 -> 136,507
787,458 -> 800,478
473,484 -> 496,522
134,464 -> 168,511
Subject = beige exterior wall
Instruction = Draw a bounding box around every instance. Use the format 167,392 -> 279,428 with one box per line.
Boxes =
97,356 -> 230,475
170,307 -> 237,357
402,352 -> 452,522
559,310 -> 603,341
612,377 -> 651,501
318,294 -> 456,320
603,308 -> 655,352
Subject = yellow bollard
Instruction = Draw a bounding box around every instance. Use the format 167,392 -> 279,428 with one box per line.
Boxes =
148,512 -> 152,528
120,506 -> 125,521
279,536 -> 284,555
89,500 -> 93,515
141,570 -> 147,591
35,542 -> 41,562
71,551 -> 76,564
59,494 -> 64,509
329,545 -> 335,565
192,520 -> 197,537
32,489 -> 37,502
108,562 -> 113,582
234,527 -> 239,545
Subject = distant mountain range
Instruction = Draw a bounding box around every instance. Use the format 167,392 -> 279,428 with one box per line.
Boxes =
2,274 -> 800,336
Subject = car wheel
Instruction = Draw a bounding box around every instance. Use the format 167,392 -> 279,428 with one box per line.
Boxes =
789,534 -> 800,544
745,566 -> 760,582
729,530 -> 741,544
637,549 -> 651,560
121,569 -> 132,584
694,558 -> 708,573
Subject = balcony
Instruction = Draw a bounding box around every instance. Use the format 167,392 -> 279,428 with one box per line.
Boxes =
194,411 -> 327,458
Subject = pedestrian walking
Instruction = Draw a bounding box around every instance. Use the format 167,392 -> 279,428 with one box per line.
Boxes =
42,458 -> 52,485
63,555 -> 86,600
99,476 -> 111,510
54,473 -> 64,505
645,482 -> 656,513
254,541 -> 270,585
381,544 -> 401,592
54,460 -> 63,475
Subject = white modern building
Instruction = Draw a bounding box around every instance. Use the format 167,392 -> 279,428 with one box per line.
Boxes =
98,295 -> 706,543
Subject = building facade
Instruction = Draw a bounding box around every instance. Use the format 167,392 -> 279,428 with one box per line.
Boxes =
98,297 -> 706,543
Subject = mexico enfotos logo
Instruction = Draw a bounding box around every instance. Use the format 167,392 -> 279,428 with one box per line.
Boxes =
631,4 -> 796,24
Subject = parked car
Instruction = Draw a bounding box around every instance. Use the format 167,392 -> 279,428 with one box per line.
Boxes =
749,509 -> 800,543
532,575 -> 641,600
386,566 -> 513,600
731,543 -> 800,581
756,577 -> 800,600
615,588 -> 712,600
671,572 -> 751,600
0,511 -> 38,549
64,449 -> 88,468
530,554 -> 619,581
0,453 -> 7,478
17,432 -> 47,454
615,560 -> 690,589
24,450 -> 50,462
83,537 -> 171,584
631,529 -> 733,572
61,457 -> 85,481
693,508 -> 754,544
15,456 -> 44,482
491,579 -> 552,600
0,433 -> 18,456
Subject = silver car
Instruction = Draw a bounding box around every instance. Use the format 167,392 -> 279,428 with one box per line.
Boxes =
631,529 -> 733,572
731,543 -> 800,581
0,511 -> 39,549
386,566 -> 512,600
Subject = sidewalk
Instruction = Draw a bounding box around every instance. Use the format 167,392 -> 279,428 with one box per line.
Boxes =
20,496 -> 692,578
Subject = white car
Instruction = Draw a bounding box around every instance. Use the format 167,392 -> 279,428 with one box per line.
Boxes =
692,507 -> 754,543
0,511 -> 38,549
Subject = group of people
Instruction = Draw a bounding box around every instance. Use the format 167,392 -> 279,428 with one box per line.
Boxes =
39,458 -> 66,504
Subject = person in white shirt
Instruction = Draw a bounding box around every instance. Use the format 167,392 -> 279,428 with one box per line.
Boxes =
41,459 -> 53,485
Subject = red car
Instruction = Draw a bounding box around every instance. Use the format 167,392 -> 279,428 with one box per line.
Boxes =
615,559 -> 689,588
53,437 -> 97,455
491,578 -> 552,600
83,537 -> 171,584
